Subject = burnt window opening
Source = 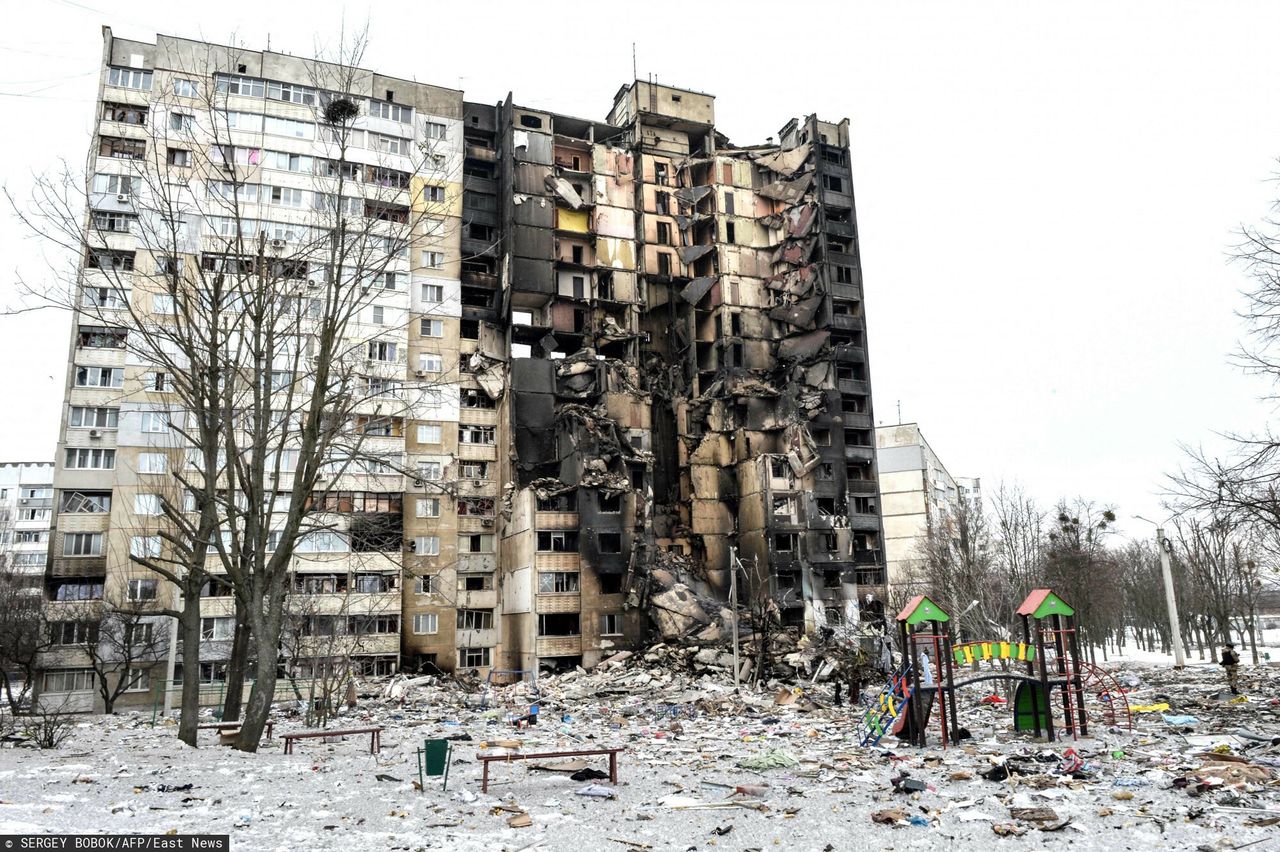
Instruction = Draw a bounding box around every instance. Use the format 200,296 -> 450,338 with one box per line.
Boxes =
599,574 -> 623,594
655,191 -> 670,215
460,388 -> 496,409
730,313 -> 742,336
842,395 -> 867,413
824,568 -> 843,588
822,174 -> 845,193
597,271 -> 615,300
854,532 -> 879,552
852,496 -> 877,514
812,429 -> 831,446
656,221 -> 672,245
821,532 -> 839,552
845,429 -> 872,447
816,463 -> 835,481
519,114 -> 543,129
461,287 -> 493,308
827,206 -> 852,223
656,252 -> 672,277
349,512 -> 404,552
597,533 -> 622,553
770,457 -> 789,479
847,463 -> 872,481
773,533 -> 797,552
725,221 -> 736,244
834,266 -> 855,284
828,236 -> 853,253
571,245 -> 584,265
537,530 -> 579,552
723,192 -> 734,215
776,570 -> 800,591
598,492 -> 622,513
816,497 -> 837,515
654,162 -> 668,184
460,319 -> 480,340
629,467 -> 645,489
537,612 -> 581,636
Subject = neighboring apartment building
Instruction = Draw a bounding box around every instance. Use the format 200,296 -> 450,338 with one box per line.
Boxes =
876,423 -> 978,591
0,462 -> 55,592
39,29 -> 887,708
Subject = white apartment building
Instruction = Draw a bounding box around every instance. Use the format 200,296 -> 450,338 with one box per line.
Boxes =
0,462 -> 55,592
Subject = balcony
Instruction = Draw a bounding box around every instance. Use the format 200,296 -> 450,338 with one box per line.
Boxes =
461,270 -> 499,289
830,282 -> 861,302
830,314 -> 862,333
456,589 -> 498,610
465,144 -> 497,163
847,479 -> 879,495
535,551 -> 580,570
849,513 -> 881,532
536,635 -> 582,657
535,511 -> 579,530
536,593 -> 581,614
838,378 -> 870,395
844,445 -> 875,463
841,411 -> 873,430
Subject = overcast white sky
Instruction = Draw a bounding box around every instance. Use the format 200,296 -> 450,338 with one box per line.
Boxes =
1,0 -> 1276,538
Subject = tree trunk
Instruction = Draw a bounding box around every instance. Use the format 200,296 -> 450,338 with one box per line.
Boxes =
177,594 -> 204,747
234,635 -> 281,752
221,598 -> 250,722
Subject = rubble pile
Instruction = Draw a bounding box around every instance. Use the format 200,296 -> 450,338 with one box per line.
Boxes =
0,661 -> 1276,850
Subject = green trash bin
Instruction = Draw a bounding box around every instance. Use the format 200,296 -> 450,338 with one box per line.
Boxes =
417,739 -> 452,791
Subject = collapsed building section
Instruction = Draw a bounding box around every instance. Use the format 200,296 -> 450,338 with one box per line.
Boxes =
481,82 -> 886,674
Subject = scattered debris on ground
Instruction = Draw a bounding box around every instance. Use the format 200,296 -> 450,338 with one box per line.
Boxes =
0,658 -> 1277,851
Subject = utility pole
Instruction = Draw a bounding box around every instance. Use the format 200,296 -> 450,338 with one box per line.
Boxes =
729,546 -> 741,690
1155,527 -> 1187,668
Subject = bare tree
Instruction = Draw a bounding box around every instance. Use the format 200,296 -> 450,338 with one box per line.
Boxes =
1044,500 -> 1120,660
56,596 -> 169,714
8,32 -> 462,750
0,570 -> 53,715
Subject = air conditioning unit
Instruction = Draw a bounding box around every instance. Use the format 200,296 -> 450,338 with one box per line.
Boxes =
412,479 -> 424,488
480,518 -> 494,528
270,238 -> 286,249
472,480 -> 484,487
88,429 -> 102,439
115,193 -> 131,203
306,280 -> 319,288
414,370 -> 427,378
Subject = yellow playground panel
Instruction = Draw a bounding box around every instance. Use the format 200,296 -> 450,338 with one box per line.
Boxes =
951,640 -> 1037,667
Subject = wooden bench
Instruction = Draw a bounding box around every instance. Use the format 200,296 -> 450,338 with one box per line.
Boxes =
281,725 -> 383,755
477,747 -> 623,793
198,721 -> 273,740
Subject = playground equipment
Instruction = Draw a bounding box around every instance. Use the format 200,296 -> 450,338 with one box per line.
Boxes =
856,588 -> 1132,747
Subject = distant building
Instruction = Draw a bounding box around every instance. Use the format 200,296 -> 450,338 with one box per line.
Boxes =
0,462 -> 55,593
875,424 -> 976,592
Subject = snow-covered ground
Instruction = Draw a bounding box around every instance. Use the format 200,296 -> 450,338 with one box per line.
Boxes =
0,661 -> 1277,851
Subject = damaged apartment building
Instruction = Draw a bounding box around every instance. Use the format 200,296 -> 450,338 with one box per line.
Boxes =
434,80 -> 887,677
40,28 -> 885,710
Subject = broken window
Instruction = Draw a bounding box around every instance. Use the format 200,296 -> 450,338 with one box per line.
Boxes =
458,573 -> 494,591
597,533 -> 622,553
822,174 -> 845,192
770,457 -> 789,480
726,222 -> 736,244
536,531 -> 578,552
456,609 -> 494,631
460,388 -> 496,409
816,497 -> 837,515
598,493 -> 621,513
460,319 -> 480,340
456,498 -> 495,517
723,191 -> 734,215
824,568 -> 843,588
835,266 -> 855,284
458,534 -> 495,553
773,533 -> 797,553
518,114 -> 542,128
772,497 -> 796,517
821,532 -> 839,552
853,496 -> 876,514
459,425 -> 496,445
538,571 -> 579,593
655,191 -> 670,215
657,221 -> 671,245
537,613 -> 580,636
353,574 -> 395,593
458,647 -> 491,668
654,162 -> 668,185
656,252 -> 671,277
460,461 -> 490,480
349,513 -> 403,552
599,574 -> 623,594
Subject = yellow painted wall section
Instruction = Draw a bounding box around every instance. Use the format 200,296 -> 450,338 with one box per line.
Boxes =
557,208 -> 589,233
411,176 -> 464,219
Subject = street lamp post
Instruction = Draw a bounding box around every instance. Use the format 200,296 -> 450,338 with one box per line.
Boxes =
1134,515 -> 1187,668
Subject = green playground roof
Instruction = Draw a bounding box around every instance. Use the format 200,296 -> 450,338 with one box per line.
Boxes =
1017,588 -> 1075,619
895,594 -> 950,626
